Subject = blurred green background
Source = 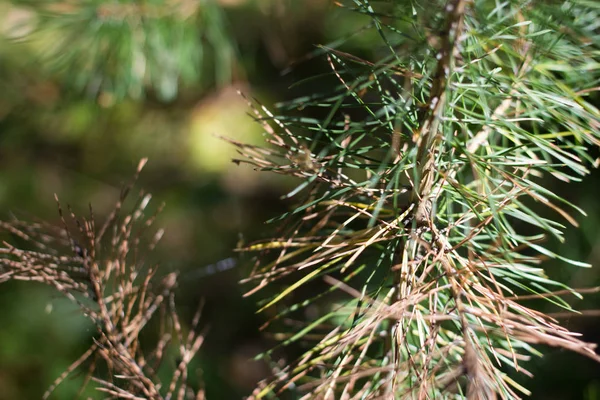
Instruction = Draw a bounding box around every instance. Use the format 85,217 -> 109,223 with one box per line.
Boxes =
0,1 -> 599,398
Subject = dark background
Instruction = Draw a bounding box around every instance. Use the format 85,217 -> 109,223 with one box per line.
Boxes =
0,1 -> 599,398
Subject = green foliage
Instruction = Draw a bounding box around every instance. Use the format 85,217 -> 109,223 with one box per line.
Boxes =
18,0 -> 236,101
1,0 -> 600,398
233,0 -> 600,398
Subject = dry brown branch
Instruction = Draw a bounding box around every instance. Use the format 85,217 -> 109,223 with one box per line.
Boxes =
0,159 -> 206,399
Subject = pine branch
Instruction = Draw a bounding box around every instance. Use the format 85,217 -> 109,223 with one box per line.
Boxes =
232,1 -> 600,398
0,160 -> 206,399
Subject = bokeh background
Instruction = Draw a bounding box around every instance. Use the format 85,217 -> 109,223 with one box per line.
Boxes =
0,1 -> 599,398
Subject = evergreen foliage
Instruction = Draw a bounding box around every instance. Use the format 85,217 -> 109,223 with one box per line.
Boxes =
1,0 -> 600,398
18,0 -> 236,101
230,1 -> 600,398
